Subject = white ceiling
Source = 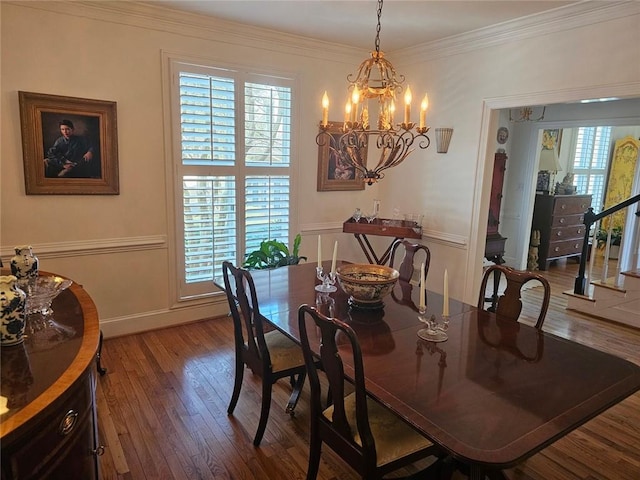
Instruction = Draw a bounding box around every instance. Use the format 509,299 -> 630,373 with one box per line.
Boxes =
147,0 -> 576,51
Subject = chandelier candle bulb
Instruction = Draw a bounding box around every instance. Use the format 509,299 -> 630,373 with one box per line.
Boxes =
317,235 -> 322,268
331,241 -> 338,274
420,94 -> 429,129
321,91 -> 329,127
404,86 -> 412,125
344,102 -> 351,125
443,269 -> 449,317
419,263 -> 426,310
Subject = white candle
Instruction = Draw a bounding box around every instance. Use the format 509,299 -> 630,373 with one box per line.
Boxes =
317,235 -> 322,268
321,91 -> 329,127
351,87 -> 360,124
419,94 -> 429,129
443,269 -> 449,317
404,86 -> 412,125
419,262 -> 425,310
331,241 -> 338,274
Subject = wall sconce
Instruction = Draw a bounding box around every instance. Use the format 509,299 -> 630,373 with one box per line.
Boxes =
435,128 -> 454,153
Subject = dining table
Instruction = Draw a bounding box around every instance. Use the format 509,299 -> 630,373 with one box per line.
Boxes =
220,261 -> 640,479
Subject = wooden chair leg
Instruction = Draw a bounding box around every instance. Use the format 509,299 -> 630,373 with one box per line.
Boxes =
227,354 -> 244,414
285,372 -> 306,415
253,380 -> 273,446
306,427 -> 322,480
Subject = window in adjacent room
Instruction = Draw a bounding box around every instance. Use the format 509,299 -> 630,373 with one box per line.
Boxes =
571,126 -> 612,214
170,60 -> 293,299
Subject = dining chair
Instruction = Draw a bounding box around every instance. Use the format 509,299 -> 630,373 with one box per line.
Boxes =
388,239 -> 431,284
221,261 -> 307,446
478,264 -> 551,330
297,304 -> 443,480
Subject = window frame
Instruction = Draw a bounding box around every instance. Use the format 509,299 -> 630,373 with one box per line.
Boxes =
165,54 -> 298,302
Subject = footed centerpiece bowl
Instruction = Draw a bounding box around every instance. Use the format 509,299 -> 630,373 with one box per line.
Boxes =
25,276 -> 73,315
336,264 -> 399,309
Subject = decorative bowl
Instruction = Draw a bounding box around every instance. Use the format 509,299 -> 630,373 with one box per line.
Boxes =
25,276 -> 73,315
335,264 -> 399,309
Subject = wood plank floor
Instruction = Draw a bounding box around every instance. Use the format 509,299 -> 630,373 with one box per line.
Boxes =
97,258 -> 640,480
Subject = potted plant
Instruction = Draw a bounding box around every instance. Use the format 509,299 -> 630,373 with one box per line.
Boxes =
596,226 -> 622,259
243,233 -> 307,270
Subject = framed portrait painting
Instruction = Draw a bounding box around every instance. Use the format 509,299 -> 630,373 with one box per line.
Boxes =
317,122 -> 365,191
18,91 -> 119,195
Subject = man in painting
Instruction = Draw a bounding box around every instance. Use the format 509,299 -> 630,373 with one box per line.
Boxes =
44,119 -> 97,178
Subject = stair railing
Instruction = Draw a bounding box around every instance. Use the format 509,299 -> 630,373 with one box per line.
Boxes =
574,193 -> 640,295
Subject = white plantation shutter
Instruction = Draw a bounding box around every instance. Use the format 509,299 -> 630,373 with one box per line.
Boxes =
245,176 -> 290,254
180,73 -> 235,166
572,126 -> 612,214
172,61 -> 293,298
183,176 -> 236,283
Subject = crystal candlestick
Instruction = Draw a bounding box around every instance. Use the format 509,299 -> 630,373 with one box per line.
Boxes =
417,314 -> 450,343
315,266 -> 337,293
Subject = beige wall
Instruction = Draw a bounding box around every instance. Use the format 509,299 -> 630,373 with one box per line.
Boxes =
2,1 -> 639,337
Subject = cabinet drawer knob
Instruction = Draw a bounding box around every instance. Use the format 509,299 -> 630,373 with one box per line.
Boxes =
559,218 -> 565,224
560,204 -> 567,209
59,410 -> 78,436
92,445 -> 106,457
556,231 -> 562,237
554,246 -> 560,252
575,243 -> 580,249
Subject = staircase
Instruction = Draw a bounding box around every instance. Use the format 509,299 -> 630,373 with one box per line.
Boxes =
565,269 -> 640,328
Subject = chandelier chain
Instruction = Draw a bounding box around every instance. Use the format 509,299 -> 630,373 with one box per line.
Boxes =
374,0 -> 383,55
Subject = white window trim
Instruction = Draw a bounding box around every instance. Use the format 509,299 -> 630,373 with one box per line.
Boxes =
162,51 -> 300,304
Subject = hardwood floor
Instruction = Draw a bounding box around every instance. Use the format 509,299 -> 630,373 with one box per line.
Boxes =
97,258 -> 640,480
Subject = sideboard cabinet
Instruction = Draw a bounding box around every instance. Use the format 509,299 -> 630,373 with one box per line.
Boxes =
1,271 -> 101,480
531,194 -> 592,270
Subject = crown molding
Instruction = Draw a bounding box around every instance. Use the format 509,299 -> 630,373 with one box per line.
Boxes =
394,1 -> 640,63
5,1 -> 364,65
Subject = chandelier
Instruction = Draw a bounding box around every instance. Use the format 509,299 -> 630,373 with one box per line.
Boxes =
316,0 -> 431,186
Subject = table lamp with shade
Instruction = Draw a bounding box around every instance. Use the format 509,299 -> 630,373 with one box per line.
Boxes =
536,147 -> 562,194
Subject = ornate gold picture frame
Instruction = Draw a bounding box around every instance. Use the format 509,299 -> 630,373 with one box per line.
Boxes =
317,122 -> 365,191
19,91 -> 119,195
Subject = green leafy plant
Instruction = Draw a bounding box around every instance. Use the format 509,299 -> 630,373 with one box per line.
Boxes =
242,233 -> 307,270
596,226 -> 622,249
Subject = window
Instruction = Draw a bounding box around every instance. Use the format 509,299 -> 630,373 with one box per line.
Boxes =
572,126 -> 612,214
171,60 -> 293,299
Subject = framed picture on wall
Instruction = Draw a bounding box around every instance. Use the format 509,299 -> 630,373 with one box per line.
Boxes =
18,91 -> 119,195
542,129 -> 562,152
317,122 -> 365,191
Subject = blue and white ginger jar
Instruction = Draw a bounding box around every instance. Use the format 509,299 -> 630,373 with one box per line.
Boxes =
0,275 -> 27,346
10,245 -> 39,290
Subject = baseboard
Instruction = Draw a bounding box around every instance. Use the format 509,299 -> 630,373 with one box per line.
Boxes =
100,297 -> 229,338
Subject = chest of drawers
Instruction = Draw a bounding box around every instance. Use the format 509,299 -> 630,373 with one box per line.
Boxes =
531,194 -> 592,270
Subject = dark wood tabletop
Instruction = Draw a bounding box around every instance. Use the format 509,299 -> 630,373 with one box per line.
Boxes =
241,262 -> 640,475
0,270 -> 100,440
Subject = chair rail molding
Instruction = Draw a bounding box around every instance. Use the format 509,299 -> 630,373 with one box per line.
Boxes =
0,235 -> 166,260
